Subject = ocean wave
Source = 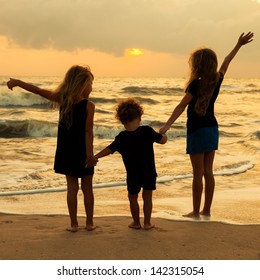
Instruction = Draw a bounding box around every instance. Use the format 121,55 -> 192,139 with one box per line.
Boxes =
0,161 -> 254,196
94,123 -> 187,139
143,120 -> 168,128
221,81 -> 260,93
0,119 -> 173,140
222,87 -> 260,94
95,108 -> 112,115
220,123 -> 242,128
121,86 -> 183,95
158,161 -> 254,183
136,96 -> 159,104
0,91 -> 50,108
91,96 -> 159,105
219,130 -> 239,137
0,117 -> 246,140
246,89 -> 260,93
90,97 -> 115,104
0,119 -> 57,138
214,160 -> 254,176
94,125 -> 122,139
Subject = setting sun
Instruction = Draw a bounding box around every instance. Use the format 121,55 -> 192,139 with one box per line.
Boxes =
127,48 -> 144,56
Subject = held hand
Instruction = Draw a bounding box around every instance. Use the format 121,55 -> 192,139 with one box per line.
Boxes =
85,156 -> 98,168
238,32 -> 254,46
159,124 -> 170,134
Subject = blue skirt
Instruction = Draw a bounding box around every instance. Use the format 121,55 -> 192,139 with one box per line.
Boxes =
186,126 -> 219,154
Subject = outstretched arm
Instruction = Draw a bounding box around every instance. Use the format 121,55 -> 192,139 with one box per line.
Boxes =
159,93 -> 192,134
94,148 -> 113,160
7,78 -> 57,102
219,32 -> 254,75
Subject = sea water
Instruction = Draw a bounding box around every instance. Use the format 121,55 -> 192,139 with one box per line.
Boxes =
0,76 -> 259,223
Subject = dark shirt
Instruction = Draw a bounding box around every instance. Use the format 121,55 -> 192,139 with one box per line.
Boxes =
107,126 -> 162,185
186,72 -> 224,134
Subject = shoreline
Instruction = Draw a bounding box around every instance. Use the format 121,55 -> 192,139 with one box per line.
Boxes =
1,213 -> 259,260
0,183 -> 260,225
1,160 -> 259,260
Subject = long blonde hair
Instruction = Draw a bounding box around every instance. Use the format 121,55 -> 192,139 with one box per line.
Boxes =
187,48 -> 219,116
54,65 -> 94,127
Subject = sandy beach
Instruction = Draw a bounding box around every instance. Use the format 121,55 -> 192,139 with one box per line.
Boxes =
1,163 -> 260,260
0,212 -> 259,260
1,75 -> 260,262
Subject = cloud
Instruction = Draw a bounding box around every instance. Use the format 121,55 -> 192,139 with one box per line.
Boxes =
0,0 -> 259,57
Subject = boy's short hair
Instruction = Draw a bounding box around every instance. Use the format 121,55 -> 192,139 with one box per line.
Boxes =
116,98 -> 144,124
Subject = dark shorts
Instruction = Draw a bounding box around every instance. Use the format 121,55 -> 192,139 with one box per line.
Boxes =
186,126 -> 219,154
127,176 -> 156,195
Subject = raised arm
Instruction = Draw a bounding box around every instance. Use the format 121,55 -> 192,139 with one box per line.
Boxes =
219,32 -> 254,75
7,78 -> 57,102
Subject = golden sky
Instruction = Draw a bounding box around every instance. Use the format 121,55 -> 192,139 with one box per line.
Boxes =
0,0 -> 259,78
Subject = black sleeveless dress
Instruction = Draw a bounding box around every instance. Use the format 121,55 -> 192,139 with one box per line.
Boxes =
54,99 -> 94,178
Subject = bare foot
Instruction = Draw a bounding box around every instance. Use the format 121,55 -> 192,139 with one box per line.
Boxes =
183,212 -> 200,219
200,211 -> 211,217
128,221 -> 141,229
85,224 -> 97,231
143,223 -> 155,230
66,226 -> 78,233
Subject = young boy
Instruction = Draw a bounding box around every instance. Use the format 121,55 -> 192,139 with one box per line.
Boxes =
95,98 -> 167,230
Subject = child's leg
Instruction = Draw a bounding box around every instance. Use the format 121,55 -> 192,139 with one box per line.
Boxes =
142,189 -> 154,230
66,175 -> 79,231
184,153 -> 204,218
128,193 -> 141,229
201,151 -> 215,216
81,175 -> 96,230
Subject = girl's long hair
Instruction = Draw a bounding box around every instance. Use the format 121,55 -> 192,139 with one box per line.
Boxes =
186,48 -> 219,116
53,65 -> 94,127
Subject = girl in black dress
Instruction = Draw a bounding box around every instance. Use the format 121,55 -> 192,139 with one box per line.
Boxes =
7,65 -> 97,232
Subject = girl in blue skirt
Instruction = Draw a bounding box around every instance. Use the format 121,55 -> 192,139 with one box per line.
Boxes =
160,32 -> 253,218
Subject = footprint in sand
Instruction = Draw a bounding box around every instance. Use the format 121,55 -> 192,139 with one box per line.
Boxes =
2,220 -> 13,224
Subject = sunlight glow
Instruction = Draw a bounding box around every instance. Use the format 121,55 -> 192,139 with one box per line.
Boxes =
127,48 -> 144,56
